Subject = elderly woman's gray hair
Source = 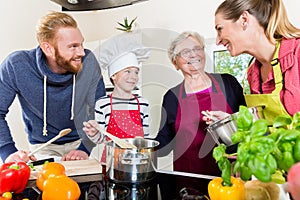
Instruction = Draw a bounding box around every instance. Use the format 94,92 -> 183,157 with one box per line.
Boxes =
168,31 -> 205,62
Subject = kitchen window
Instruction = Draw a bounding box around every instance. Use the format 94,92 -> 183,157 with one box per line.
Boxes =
205,38 -> 252,93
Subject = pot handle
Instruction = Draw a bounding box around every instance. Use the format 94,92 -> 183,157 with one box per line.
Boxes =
206,127 -> 221,145
120,152 -> 149,165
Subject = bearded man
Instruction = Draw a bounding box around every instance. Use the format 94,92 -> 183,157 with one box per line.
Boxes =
0,11 -> 106,163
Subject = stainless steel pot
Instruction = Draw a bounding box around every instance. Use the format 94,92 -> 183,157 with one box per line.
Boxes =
206,106 -> 264,146
106,138 -> 159,183
207,114 -> 237,146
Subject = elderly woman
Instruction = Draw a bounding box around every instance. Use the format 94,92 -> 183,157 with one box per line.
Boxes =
155,31 -> 246,176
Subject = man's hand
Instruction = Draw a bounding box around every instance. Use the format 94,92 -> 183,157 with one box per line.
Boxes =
61,150 -> 89,161
4,150 -> 37,163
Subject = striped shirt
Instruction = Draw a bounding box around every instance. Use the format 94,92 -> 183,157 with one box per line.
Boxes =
88,95 -> 150,144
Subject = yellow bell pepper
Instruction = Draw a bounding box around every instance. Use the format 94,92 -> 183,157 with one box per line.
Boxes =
42,174 -> 81,200
36,162 -> 66,191
36,162 -> 81,200
208,176 -> 245,200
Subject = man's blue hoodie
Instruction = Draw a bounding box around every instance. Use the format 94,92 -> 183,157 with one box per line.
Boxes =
0,46 -> 105,161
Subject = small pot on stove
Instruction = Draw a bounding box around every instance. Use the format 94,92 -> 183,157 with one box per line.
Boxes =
106,138 -> 159,183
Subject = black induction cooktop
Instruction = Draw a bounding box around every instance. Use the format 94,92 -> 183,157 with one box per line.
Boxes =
20,170 -> 211,200
99,171 -> 210,200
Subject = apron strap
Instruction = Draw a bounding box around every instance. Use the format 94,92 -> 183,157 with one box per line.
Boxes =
134,95 -> 141,112
242,56 -> 254,93
271,41 -> 283,94
110,93 -> 140,111
242,40 -> 283,95
109,93 -> 113,111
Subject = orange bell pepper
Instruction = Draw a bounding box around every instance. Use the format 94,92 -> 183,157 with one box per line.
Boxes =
36,162 -> 65,191
42,174 -> 81,200
208,176 -> 245,200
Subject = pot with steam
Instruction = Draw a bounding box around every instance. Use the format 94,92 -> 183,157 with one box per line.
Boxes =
106,138 -> 159,183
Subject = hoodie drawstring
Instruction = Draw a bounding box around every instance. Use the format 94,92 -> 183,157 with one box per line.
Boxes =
42,74 -> 76,136
43,76 -> 48,136
70,74 -> 75,120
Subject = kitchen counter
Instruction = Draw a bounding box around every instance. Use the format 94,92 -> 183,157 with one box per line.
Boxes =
19,158 -> 213,200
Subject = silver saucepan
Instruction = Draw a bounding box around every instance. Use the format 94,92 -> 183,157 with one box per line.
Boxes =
106,138 -> 159,183
206,106 -> 264,146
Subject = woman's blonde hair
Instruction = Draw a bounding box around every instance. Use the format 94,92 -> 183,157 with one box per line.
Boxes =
36,11 -> 77,44
215,0 -> 300,43
168,31 -> 205,62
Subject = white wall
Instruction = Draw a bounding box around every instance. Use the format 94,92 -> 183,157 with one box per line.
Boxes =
1,0 -> 300,154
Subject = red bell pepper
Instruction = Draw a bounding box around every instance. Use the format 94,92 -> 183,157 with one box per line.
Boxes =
0,162 -> 30,195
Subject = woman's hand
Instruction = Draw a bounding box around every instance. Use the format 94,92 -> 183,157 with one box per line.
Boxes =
202,110 -> 230,125
83,120 -> 100,137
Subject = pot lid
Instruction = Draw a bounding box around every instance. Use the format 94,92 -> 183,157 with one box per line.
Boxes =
50,0 -> 148,11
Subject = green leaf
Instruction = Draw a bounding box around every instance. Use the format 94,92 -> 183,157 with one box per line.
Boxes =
232,160 -> 241,174
292,112 -> 300,124
116,28 -> 128,32
253,156 -> 272,182
129,17 -> 137,26
281,151 -> 295,172
124,17 -> 129,26
212,144 -> 226,162
231,130 -> 245,144
273,115 -> 292,128
267,131 -> 280,141
266,154 -> 277,174
272,146 -> 283,161
129,17 -> 137,27
221,158 -> 232,186
293,136 -> 300,162
237,105 -> 253,131
236,143 -> 250,163
249,119 -> 268,137
250,137 -> 275,154
239,165 -> 252,181
280,129 -> 300,141
117,22 -> 128,28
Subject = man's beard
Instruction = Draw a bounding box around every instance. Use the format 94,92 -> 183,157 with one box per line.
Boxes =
55,49 -> 83,74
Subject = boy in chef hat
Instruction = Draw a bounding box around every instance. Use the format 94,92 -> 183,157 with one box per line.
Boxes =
83,32 -> 151,147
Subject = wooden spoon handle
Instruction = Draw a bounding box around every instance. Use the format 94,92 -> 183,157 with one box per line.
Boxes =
28,128 -> 72,157
93,126 -> 137,149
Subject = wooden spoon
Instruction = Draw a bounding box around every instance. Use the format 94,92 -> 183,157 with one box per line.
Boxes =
92,125 -> 137,149
28,128 -> 72,157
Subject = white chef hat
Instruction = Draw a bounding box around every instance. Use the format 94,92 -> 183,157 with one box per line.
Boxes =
99,32 -> 150,77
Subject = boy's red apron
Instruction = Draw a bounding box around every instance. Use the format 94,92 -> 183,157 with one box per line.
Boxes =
174,75 -> 233,176
101,94 -> 144,163
106,94 -> 144,138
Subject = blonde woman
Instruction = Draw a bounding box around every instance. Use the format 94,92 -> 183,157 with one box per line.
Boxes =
210,0 -> 300,124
